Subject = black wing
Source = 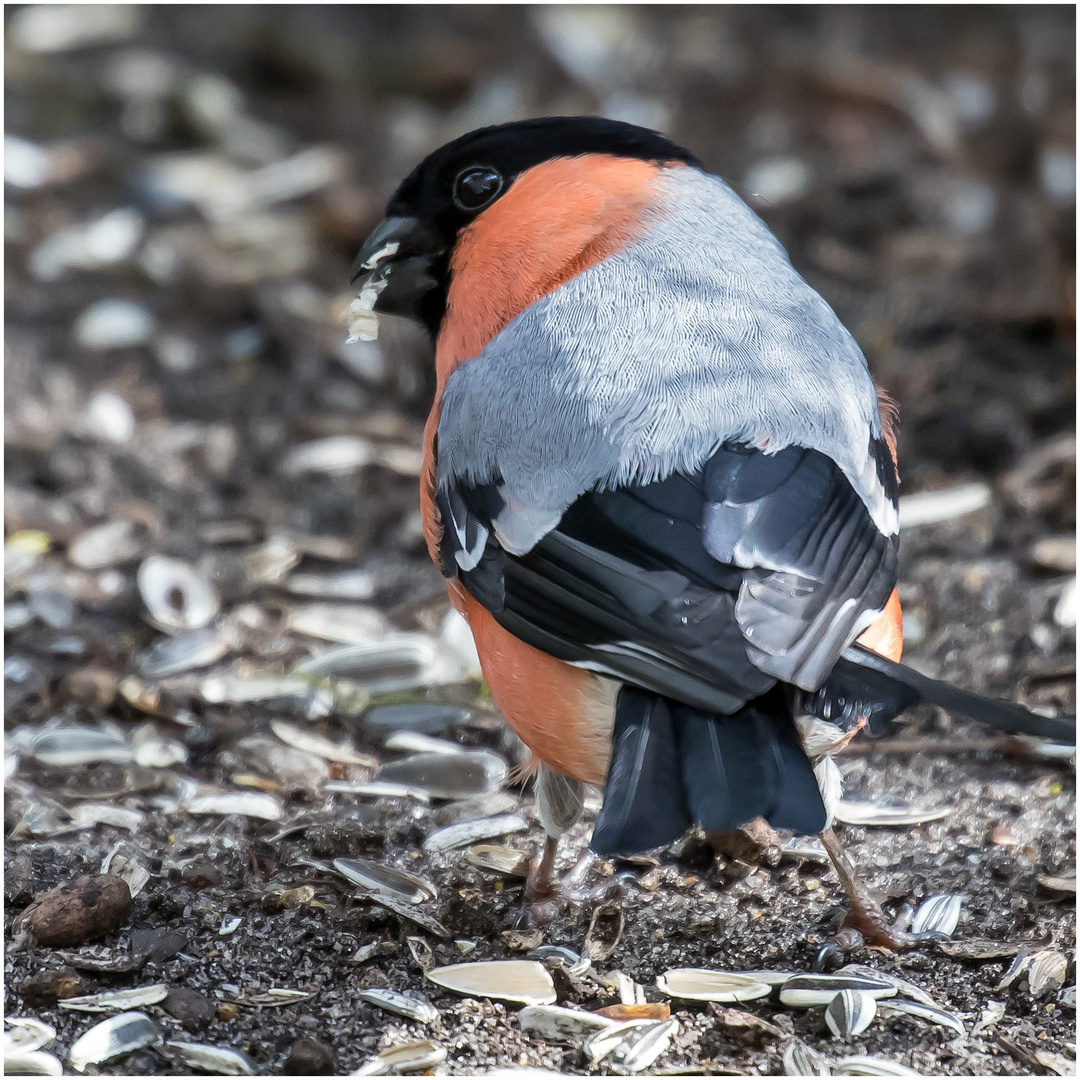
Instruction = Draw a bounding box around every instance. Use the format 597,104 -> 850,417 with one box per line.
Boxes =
437,441 -> 898,713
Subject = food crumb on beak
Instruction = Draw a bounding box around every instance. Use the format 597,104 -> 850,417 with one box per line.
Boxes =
345,277 -> 388,342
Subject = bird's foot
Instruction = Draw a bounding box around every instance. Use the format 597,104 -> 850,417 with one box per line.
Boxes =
814,896 -> 947,970
514,849 -> 622,928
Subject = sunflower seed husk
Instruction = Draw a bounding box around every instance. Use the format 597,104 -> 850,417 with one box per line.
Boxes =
70,803 -> 146,832
783,1039 -> 831,1076
836,966 -> 939,1010
834,799 -> 949,827
611,1018 -> 679,1072
333,858 -> 437,905
1033,1050 -> 1075,1077
364,704 -> 470,736
287,604 -> 392,645
200,675 -> 310,704
351,1039 -> 446,1076
296,635 -> 466,692
708,1004 -> 784,1038
934,939 -> 1023,960
271,720 -> 376,766
909,894 -> 962,938
140,626 -> 227,677
1037,874 -> 1077,895
69,1012 -> 161,1072
383,731 -> 463,755
656,969 -> 771,1003
285,569 -> 377,599
584,904 -> 624,963
183,791 -> 283,820
30,727 -> 134,767
5,1018 -> 56,1055
68,520 -> 141,570
164,1041 -> 255,1075
582,1020 -> 655,1065
4,1051 -> 63,1075
352,940 -> 400,964
970,1001 -> 1006,1036
379,750 -> 507,801
423,814 -> 528,852
133,736 -> 188,769
517,1004 -> 615,1044
358,988 -> 439,1026
426,960 -> 556,1006
325,780 -> 431,802
780,974 -> 897,1008
826,990 -> 878,1038
1027,950 -> 1069,997
60,984 -> 168,1013
996,949 -> 1035,990
877,999 -> 965,1037
834,1056 -> 921,1076
465,845 -> 530,878
137,556 -> 219,631
232,989 -> 315,1007
734,970 -> 800,987
360,893 -> 450,939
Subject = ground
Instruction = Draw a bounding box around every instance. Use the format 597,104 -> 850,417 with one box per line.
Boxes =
4,5 -> 1075,1076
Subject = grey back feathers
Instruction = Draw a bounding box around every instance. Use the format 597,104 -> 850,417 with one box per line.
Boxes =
437,165 -> 897,562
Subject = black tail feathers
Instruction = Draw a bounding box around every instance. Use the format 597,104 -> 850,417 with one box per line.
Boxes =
798,645 -> 1075,744
590,687 -> 827,857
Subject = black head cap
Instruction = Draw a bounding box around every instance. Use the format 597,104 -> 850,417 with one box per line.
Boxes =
388,115 -> 700,227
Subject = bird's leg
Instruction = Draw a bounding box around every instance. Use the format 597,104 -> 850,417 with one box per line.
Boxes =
527,834 -> 561,900
815,827 -> 944,965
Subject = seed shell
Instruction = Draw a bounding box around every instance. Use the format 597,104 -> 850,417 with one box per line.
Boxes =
780,974 -> 897,1008
60,983 -> 168,1013
358,988 -> 439,1025
783,1039 -> 831,1076
657,969 -> 771,1002
878,999 -> 965,1038
164,1041 -> 255,1075
909,894 -> 962,938
68,1011 -> 161,1073
826,990 -> 878,1038
426,960 -> 556,1006
517,1005 -> 615,1044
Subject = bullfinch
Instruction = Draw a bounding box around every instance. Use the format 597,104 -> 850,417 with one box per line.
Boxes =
348,117 -> 1073,944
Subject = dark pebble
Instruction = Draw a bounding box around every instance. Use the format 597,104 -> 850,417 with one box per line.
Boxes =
165,986 -> 216,1032
281,1035 -> 335,1075
131,927 -> 189,965
20,966 -> 90,1007
19,874 -> 131,947
182,860 -> 223,890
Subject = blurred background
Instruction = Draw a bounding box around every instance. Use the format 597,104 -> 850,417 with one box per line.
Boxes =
4,6 -> 1075,1076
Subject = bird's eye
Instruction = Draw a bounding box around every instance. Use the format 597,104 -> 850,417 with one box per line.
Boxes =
453,166 -> 503,211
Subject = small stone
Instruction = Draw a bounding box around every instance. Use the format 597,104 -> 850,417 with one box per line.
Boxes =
215,1003 -> 239,1022
19,875 -> 131,947
20,966 -> 90,1007
163,987 -> 215,1032
282,1036 -> 335,1075
182,861 -> 222,891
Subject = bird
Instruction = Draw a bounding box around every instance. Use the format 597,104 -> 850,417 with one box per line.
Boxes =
348,116 -> 1074,948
